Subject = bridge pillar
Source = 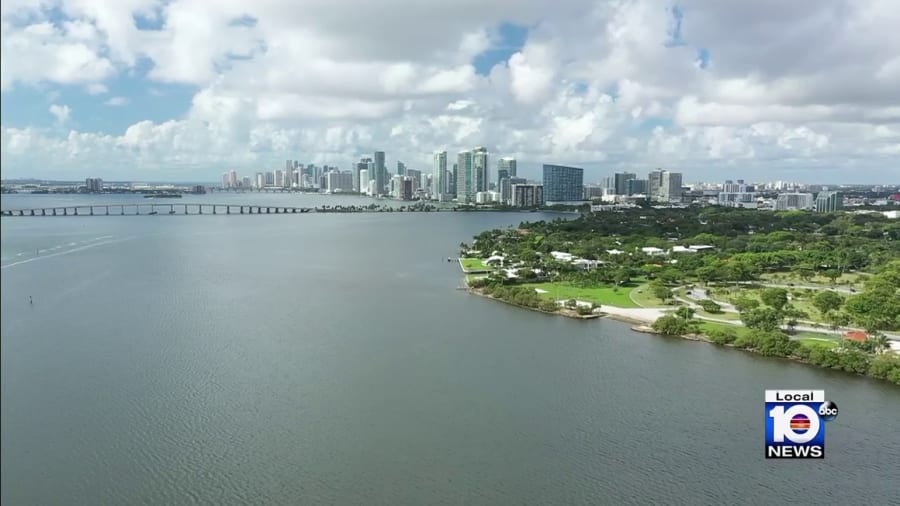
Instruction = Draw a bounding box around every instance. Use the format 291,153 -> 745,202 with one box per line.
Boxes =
90,207 -> 94,216
227,206 -> 230,214
53,209 -> 57,216
105,206 -> 109,215
212,205 -> 216,214
121,206 -> 125,215
42,209 -> 46,216
184,205 -> 188,215
199,205 -> 203,214
240,206 -> 244,214
63,208 -> 67,216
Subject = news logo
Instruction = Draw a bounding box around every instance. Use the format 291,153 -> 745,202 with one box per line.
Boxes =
765,390 -> 838,459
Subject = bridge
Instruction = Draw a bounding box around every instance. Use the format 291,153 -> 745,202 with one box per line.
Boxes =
0,203 -> 315,217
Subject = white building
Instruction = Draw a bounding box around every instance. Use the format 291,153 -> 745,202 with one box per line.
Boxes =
432,150 -> 447,201
775,192 -> 814,210
641,247 -> 666,256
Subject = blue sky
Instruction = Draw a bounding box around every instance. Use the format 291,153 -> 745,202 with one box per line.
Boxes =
1,0 -> 898,183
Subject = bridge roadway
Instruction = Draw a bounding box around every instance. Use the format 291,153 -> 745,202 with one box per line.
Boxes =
0,203 -> 315,217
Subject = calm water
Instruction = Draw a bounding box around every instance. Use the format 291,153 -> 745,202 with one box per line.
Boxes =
2,194 -> 899,505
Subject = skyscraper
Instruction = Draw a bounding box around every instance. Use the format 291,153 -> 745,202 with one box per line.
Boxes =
255,172 -> 265,189
397,161 -> 406,176
613,172 -> 635,195
356,157 -> 371,192
543,164 -> 584,203
648,169 -> 664,197
374,151 -> 386,196
456,151 -> 474,204
473,146 -> 488,192
660,171 -> 683,202
449,163 -> 458,197
815,191 -> 844,213
497,157 -> 516,188
432,151 -> 447,201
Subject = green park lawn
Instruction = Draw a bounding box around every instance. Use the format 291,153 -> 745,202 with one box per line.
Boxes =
760,271 -> 867,289
629,284 -> 669,308
459,258 -> 492,272
466,274 -> 488,284
520,282 -> 640,308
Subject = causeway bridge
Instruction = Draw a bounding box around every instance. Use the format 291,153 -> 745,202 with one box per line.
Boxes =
0,203 -> 315,217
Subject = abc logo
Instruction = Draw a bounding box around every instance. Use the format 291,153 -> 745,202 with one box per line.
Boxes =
818,401 -> 839,421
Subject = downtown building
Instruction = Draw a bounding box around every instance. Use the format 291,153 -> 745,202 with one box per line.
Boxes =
815,191 -> 844,213
647,169 -> 683,202
542,164 -> 584,204
497,157 -> 517,204
473,146 -> 489,193
775,192 -> 814,211
511,183 -> 543,207
432,151 -> 448,201
85,178 -> 103,192
456,150 -> 475,204
373,151 -> 386,196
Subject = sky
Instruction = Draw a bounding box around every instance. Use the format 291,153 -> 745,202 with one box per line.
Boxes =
1,0 -> 899,184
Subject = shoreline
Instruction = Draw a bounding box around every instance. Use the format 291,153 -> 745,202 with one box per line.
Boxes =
464,282 -> 898,385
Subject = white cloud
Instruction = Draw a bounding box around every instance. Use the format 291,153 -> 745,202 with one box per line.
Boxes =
0,0 -> 898,182
104,96 -> 129,106
48,104 -> 71,124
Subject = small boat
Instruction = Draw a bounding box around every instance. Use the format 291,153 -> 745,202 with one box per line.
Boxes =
168,209 -> 176,214
148,211 -> 158,215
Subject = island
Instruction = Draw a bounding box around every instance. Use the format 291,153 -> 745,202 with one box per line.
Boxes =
459,206 -> 900,385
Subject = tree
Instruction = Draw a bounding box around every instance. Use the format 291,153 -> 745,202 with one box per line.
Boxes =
732,296 -> 760,313
698,299 -> 722,313
651,283 -> 673,302
652,315 -> 695,336
742,307 -> 783,332
760,288 -> 789,311
825,269 -> 841,284
812,291 -> 844,315
826,311 -> 850,331
675,307 -> 695,320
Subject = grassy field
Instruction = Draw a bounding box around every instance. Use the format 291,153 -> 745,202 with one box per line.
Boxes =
796,337 -> 840,350
459,258 -> 492,272
697,309 -> 742,321
520,282 -> 640,308
705,286 -> 824,322
466,274 -> 488,283
629,284 -> 669,308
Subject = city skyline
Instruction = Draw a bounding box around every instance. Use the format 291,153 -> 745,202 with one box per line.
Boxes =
1,1 -> 898,183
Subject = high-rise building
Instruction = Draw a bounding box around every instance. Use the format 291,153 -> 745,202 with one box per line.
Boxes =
374,151 -> 386,195
473,146 -> 488,193
242,176 -> 252,188
775,193 -> 814,210
661,171 -> 683,202
497,157 -> 516,201
85,178 -> 103,192
512,184 -> 544,207
432,151 -> 447,201
648,169 -> 664,197
543,164 -> 584,203
614,172 -> 636,195
815,191 -> 844,213
355,158 -> 371,192
449,163 -> 458,197
228,170 -> 238,188
326,170 -> 354,192
255,172 -> 265,189
456,151 -> 474,204
397,161 -> 406,176
359,169 -> 369,194
406,169 -> 422,192
222,172 -> 230,188
265,171 -> 274,186
274,170 -> 286,188
626,178 -> 648,195
504,177 -> 527,205
497,157 -> 516,183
